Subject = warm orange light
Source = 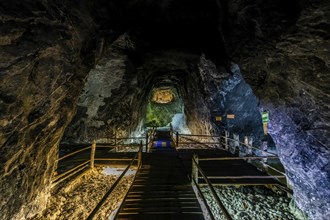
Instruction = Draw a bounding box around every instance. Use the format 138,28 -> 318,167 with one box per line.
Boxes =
151,89 -> 175,104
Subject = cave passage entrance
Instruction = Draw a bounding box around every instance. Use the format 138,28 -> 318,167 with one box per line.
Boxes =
145,86 -> 188,132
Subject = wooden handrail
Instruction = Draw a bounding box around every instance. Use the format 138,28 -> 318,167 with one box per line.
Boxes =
87,142 -> 143,220
202,175 -> 286,179
177,132 -> 277,157
53,166 -> 90,186
220,136 -> 277,156
95,144 -> 140,148
191,177 -> 216,220
199,156 -> 278,161
57,146 -> 91,162
94,158 -> 134,161
192,156 -> 232,220
98,137 -> 146,140
179,136 -> 218,148
179,134 -> 220,138
53,160 -> 90,182
114,144 -> 144,219
179,142 -> 220,145
263,163 -> 286,176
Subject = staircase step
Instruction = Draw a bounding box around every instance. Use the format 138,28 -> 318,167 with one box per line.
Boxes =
122,201 -> 199,208
117,148 -> 204,219
121,206 -> 202,212
128,190 -> 193,194
124,197 -> 197,202
126,192 -> 195,198
117,213 -> 205,220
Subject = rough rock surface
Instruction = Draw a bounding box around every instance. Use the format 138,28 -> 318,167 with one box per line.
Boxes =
198,55 -> 265,144
62,32 -> 145,142
225,0 -> 330,218
0,1 -> 102,219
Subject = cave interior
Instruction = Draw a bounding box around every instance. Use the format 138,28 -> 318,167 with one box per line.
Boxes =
0,0 -> 329,219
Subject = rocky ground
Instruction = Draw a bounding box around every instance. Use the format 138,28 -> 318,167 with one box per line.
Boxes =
29,167 -> 134,220
202,186 -> 307,220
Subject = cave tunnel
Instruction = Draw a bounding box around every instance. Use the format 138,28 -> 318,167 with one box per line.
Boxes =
0,0 -> 329,219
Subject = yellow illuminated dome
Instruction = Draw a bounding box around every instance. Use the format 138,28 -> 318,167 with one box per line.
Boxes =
151,89 -> 175,104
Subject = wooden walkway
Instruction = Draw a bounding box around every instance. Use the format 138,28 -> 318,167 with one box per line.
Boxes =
116,148 -> 205,220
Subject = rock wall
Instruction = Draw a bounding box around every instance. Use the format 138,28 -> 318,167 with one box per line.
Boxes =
198,55 -> 265,142
62,33 -> 146,141
224,0 -> 330,218
0,1 -> 102,219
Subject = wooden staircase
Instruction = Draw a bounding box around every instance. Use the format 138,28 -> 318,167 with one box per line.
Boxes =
116,148 -> 204,220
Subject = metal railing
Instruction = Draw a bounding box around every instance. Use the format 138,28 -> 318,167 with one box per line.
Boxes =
87,141 -> 143,220
192,154 -> 233,220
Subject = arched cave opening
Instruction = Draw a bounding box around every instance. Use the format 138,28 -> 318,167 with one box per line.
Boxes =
145,86 -> 189,132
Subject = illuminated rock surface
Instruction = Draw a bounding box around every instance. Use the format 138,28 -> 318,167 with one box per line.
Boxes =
151,88 -> 175,104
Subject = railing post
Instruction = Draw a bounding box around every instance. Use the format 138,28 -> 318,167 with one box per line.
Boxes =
233,134 -> 240,156
192,154 -> 199,184
244,136 -> 253,162
176,132 -> 179,148
248,137 -> 253,154
224,130 -> 229,151
261,141 -> 268,165
145,132 -> 148,153
90,140 -> 96,169
243,136 -> 249,155
138,141 -> 142,168
114,132 -> 118,152
114,133 -> 117,145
